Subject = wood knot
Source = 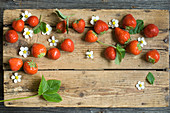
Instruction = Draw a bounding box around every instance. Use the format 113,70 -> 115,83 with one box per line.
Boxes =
91,9 -> 97,11
79,92 -> 84,97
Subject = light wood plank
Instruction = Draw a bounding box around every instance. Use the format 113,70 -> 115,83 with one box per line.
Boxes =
4,71 -> 169,107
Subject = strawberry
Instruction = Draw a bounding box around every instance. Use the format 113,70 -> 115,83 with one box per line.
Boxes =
48,48 -> 61,60
144,24 -> 159,38
104,46 -> 116,60
61,38 -> 74,52
122,14 -> 136,29
72,19 -> 85,33
146,49 -> 160,64
27,16 -> 39,27
56,20 -> 66,33
5,30 -> 18,43
12,19 -> 24,32
94,20 -> 108,34
85,30 -> 98,42
31,43 -> 47,58
23,60 -> 38,75
115,27 -> 130,45
9,58 -> 23,71
126,40 -> 142,55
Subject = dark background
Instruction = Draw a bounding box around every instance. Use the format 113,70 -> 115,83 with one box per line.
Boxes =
0,0 -> 170,113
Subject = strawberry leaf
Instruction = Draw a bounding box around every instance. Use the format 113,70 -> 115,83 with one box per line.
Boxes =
115,44 -> 126,64
40,22 -> 47,33
128,20 -> 144,34
45,80 -> 61,94
33,27 -> 41,34
55,9 -> 67,20
38,75 -> 49,95
43,93 -> 62,103
146,72 -> 155,84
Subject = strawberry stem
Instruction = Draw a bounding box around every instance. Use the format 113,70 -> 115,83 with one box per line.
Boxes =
96,40 -> 116,48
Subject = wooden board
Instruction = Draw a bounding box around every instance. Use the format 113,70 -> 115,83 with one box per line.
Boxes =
3,9 -> 169,107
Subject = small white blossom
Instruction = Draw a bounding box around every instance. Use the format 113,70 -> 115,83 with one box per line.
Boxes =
42,24 -> 52,35
136,81 -> 145,90
11,73 -> 22,83
138,37 -> 147,47
109,19 -> 119,28
19,47 -> 30,58
90,16 -> 99,25
86,50 -> 94,59
48,36 -> 58,46
21,10 -> 32,21
23,28 -> 33,39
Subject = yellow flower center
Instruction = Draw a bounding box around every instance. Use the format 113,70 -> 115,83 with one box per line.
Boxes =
88,54 -> 91,57
26,31 -> 30,35
52,40 -> 55,43
94,19 -> 97,22
139,84 -> 142,87
25,15 -> 28,18
23,50 -> 27,54
112,21 -> 116,25
141,40 -> 143,44
46,27 -> 49,32
15,76 -> 19,80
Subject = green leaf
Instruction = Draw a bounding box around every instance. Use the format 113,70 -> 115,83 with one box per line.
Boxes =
38,75 -> 49,95
43,93 -> 62,103
115,44 -> 126,64
40,22 -> 47,33
33,27 -> 41,34
45,80 -> 61,94
128,20 -> 144,34
55,9 -> 67,19
146,72 -> 155,84
66,17 -> 69,34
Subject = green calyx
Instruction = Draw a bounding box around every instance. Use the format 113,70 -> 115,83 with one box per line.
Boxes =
125,26 -> 134,30
74,18 -> 81,24
148,56 -> 155,64
38,53 -> 46,58
28,60 -> 37,68
137,43 -> 142,51
56,29 -> 62,33
99,31 -> 107,35
124,38 -> 131,45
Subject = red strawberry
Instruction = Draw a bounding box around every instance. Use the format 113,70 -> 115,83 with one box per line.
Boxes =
122,14 -> 137,29
12,19 -> 24,32
48,48 -> 61,60
144,24 -> 159,38
9,58 -> 23,71
94,20 -> 108,34
56,20 -> 66,33
85,30 -> 98,42
146,49 -> 160,64
23,60 -> 38,75
72,19 -> 85,33
61,38 -> 74,52
126,40 -> 142,55
27,16 -> 39,27
5,30 -> 18,43
104,46 -> 116,60
31,43 -> 47,58
115,27 -> 130,45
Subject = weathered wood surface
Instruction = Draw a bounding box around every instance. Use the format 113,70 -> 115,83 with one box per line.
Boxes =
4,71 -> 169,107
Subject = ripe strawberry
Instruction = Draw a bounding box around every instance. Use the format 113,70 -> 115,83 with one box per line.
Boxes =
85,30 -> 98,42
72,19 -> 85,33
122,14 -> 136,29
48,48 -> 61,60
144,24 -> 159,38
126,40 -> 142,55
56,20 -> 66,33
31,43 -> 47,58
9,58 -> 23,71
61,38 -> 74,52
104,46 -> 116,60
115,27 -> 130,45
5,30 -> 18,43
94,20 -> 108,34
146,49 -> 160,64
27,16 -> 39,27
12,19 -> 24,32
23,60 -> 38,75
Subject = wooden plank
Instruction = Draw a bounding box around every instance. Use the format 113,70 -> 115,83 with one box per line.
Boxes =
4,70 -> 169,107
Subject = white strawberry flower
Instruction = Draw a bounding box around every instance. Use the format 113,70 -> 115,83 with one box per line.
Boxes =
48,36 -> 59,46
42,24 -> 52,35
136,81 -> 145,90
109,19 -> 119,28
86,50 -> 94,59
90,16 -> 99,25
11,73 -> 22,83
19,47 -> 30,58
138,37 -> 147,47
23,28 -> 33,39
21,10 -> 32,21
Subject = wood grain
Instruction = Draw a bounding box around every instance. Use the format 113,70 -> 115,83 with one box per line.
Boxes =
4,71 -> 169,107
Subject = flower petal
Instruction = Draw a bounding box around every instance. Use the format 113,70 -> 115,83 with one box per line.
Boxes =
90,20 -> 94,25
109,22 -> 112,25
50,43 -> 53,46
115,24 -> 119,27
29,33 -> 33,37
11,75 -> 15,79
138,38 -> 141,41
96,16 -> 99,20
25,11 -> 28,15
19,51 -> 24,56
53,43 -> 57,46
140,44 -> 144,47
138,81 -> 141,84
48,39 -> 52,42
28,13 -> 32,17
91,55 -> 94,59
23,54 -> 27,58
29,30 -> 33,33
115,20 -> 119,23
22,17 -> 26,21
18,75 -> 22,79
14,79 -> 18,83
55,40 -> 59,42
24,47 -> 29,51
92,16 -> 95,20
21,13 -> 25,17
25,35 -> 29,39
18,79 -> 21,82
24,28 -> 29,32
42,32 -> 46,35
52,36 -> 55,40
23,31 -> 26,36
